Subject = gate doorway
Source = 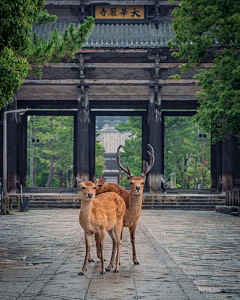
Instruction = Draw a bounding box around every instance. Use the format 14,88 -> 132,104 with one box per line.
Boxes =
90,110 -> 148,186
163,111 -> 211,190
27,112 -> 74,188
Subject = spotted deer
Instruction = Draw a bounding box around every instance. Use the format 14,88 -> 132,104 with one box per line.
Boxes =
77,178 -> 126,275
96,144 -> 155,265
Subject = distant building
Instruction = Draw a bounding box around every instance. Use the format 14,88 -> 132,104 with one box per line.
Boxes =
96,116 -> 130,183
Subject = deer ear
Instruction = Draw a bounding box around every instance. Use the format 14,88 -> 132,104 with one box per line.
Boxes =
96,176 -> 106,186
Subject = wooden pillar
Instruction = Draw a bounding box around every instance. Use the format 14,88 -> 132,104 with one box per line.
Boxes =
17,114 -> 27,189
147,98 -> 163,192
73,114 -> 77,187
89,113 -> 95,181
210,141 -> 217,189
75,54 -> 91,185
142,114 -> 148,191
147,53 -> 163,192
142,114 -> 148,169
7,113 -> 18,192
216,141 -> 222,192
222,135 -> 234,192
76,89 -> 90,182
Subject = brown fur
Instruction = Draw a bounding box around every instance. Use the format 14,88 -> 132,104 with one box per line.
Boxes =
78,180 -> 126,275
96,176 -> 146,265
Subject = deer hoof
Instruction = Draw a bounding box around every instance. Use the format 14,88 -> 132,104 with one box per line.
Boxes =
78,271 -> 84,276
113,269 -> 119,273
88,259 -> 94,262
100,271 -> 105,275
105,268 -> 111,272
134,261 -> 140,265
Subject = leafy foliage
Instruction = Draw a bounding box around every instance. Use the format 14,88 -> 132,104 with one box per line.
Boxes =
116,115 -> 210,188
95,134 -> 106,178
115,117 -> 142,187
27,116 -> 74,187
27,115 -> 105,187
165,117 -> 211,188
167,0 -> 240,141
0,0 -> 94,109
195,51 -> 240,142
25,18 -> 95,67
0,0 -> 41,51
0,49 -> 29,108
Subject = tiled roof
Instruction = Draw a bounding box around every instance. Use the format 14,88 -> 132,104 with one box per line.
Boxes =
33,21 -> 174,48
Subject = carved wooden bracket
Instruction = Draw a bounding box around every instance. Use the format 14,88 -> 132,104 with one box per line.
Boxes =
79,0 -> 86,22
149,53 -> 161,123
154,0 -> 160,29
70,0 -> 86,21
78,54 -> 86,108
154,54 -> 161,108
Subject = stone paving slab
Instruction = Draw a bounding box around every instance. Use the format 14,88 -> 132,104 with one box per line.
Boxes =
0,210 -> 239,300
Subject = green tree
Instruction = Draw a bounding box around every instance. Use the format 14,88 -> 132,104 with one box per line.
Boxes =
167,0 -> 240,142
95,134 -> 106,178
0,0 -> 94,109
116,115 -> 211,189
165,116 -> 211,189
27,116 -> 105,187
27,115 -> 74,187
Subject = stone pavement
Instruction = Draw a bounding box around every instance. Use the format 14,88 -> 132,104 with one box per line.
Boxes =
0,210 -> 239,300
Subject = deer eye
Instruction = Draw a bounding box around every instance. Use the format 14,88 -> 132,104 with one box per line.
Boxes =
93,187 -> 96,189
142,183 -> 145,185
82,187 -> 86,190
130,182 -> 133,185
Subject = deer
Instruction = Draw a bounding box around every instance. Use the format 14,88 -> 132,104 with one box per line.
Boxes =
96,144 -> 155,265
77,178 -> 126,275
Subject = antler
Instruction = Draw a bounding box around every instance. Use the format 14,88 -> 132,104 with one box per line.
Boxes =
141,144 -> 155,177
116,145 -> 133,178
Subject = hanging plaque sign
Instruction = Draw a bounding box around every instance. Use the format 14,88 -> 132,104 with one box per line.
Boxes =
95,6 -> 145,20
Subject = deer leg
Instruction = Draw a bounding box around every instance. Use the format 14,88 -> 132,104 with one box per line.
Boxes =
113,221 -> 123,273
78,232 -> 91,276
99,230 -> 106,274
129,224 -> 139,265
95,233 -> 101,260
106,229 -> 117,272
88,235 -> 95,262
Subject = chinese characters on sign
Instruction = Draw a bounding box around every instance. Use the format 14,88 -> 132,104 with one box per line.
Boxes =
95,6 -> 145,20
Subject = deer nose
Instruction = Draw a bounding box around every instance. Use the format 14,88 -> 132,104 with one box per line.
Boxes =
88,193 -> 93,198
136,186 -> 141,191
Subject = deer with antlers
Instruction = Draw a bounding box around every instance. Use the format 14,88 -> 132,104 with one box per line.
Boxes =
77,178 -> 126,275
96,144 -> 155,265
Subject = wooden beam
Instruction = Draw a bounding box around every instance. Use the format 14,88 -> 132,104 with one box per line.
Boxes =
79,48 -> 148,53
91,111 -> 147,117
86,63 -> 155,68
45,1 -> 177,6
90,95 -> 149,101
31,62 -> 213,69
162,111 -> 197,117
23,79 -> 151,85
24,79 -> 199,86
26,111 -> 76,116
85,62 -> 213,69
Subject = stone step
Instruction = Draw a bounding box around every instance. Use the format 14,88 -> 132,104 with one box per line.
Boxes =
143,198 -> 224,202
10,193 -> 225,211
23,188 -> 78,194
142,205 -> 219,210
